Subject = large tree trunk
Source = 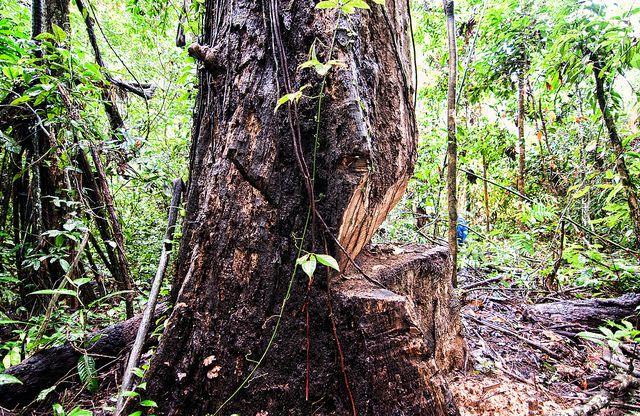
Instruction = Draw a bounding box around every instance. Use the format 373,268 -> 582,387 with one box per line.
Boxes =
145,1 -> 463,415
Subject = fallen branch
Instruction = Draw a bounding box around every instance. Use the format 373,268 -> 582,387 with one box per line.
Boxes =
461,276 -> 502,290
527,293 -> 640,327
553,374 -> 639,416
116,179 -> 184,414
601,355 -> 640,378
0,305 -> 167,409
464,313 -> 562,360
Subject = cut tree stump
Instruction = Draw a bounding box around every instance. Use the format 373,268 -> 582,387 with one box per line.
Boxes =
0,305 -> 167,409
527,294 -> 640,327
334,244 -> 465,415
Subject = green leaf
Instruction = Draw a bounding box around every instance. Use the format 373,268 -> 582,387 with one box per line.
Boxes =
298,58 -> 322,71
3,347 -> 20,368
297,254 -> 317,278
67,407 -> 93,416
274,85 -> 310,112
72,278 -> 92,287
77,355 -> 98,392
577,331 -> 605,346
9,95 -> 31,106
316,0 -> 339,9
275,93 -> 294,112
600,327 -> 614,338
140,400 -> 158,407
132,366 -> 145,378
37,386 -> 56,401
315,254 -> 340,271
52,403 -> 65,416
51,24 -> 67,43
59,258 -> 71,273
29,289 -> 79,298
348,0 -> 370,9
0,319 -> 25,325
0,373 -> 23,385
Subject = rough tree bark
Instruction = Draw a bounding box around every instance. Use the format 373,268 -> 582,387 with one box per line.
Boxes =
144,1 -> 463,415
527,293 -> 640,327
444,0 -> 458,288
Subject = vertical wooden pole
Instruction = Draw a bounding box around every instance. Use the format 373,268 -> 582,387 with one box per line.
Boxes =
444,0 -> 458,287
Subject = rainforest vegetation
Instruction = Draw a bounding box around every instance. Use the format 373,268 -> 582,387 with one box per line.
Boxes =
1,0 -> 640,415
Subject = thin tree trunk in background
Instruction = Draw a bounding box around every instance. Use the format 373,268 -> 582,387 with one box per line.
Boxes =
592,61 -> 640,246
517,70 -> 526,195
482,154 -> 490,233
56,81 -> 136,317
76,151 -> 133,316
538,97 -> 551,155
74,0 -> 125,135
0,152 -> 11,230
90,147 -> 135,317
444,0 -> 458,287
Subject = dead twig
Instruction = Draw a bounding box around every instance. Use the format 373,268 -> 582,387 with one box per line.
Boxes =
601,355 -> 640,378
553,374 -> 639,416
115,179 -> 184,415
461,276 -> 502,290
464,313 -> 562,360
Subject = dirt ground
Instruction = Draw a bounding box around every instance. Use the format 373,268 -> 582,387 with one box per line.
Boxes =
450,268 -> 639,416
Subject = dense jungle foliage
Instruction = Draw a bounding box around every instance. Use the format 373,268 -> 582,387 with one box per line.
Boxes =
1,0 -> 639,413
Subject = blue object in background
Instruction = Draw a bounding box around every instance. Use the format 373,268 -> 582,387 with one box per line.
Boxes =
456,217 -> 469,244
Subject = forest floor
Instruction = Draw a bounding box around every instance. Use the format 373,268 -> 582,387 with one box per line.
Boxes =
450,267 -> 639,416
8,267 -> 639,416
